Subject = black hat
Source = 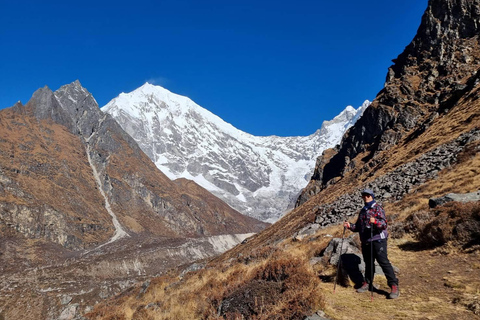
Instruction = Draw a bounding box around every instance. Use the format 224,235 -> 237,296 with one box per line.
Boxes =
361,189 -> 375,197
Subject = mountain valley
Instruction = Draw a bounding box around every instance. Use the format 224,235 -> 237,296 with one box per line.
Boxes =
0,81 -> 267,319
84,0 -> 480,319
1,0 -> 480,319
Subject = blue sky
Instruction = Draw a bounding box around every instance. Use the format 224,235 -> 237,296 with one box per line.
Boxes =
0,0 -> 428,136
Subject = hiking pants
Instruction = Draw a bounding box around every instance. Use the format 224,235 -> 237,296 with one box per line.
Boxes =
362,239 -> 398,287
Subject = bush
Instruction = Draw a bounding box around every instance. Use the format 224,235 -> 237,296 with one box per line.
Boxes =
416,202 -> 480,249
218,251 -> 324,320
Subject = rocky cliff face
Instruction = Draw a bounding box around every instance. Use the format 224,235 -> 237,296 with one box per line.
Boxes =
2,81 -> 267,248
0,81 -> 268,320
298,0 -> 480,204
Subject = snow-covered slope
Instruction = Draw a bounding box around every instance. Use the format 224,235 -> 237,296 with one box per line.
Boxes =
102,83 -> 368,222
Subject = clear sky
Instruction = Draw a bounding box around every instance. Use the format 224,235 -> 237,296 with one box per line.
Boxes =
0,0 -> 428,136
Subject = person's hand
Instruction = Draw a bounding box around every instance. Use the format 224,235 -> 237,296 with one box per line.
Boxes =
343,221 -> 350,229
370,217 -> 376,224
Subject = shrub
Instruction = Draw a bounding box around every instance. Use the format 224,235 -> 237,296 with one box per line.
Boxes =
218,250 -> 324,320
416,202 -> 480,249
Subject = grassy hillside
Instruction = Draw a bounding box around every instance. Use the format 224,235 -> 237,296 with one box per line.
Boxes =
84,120 -> 480,319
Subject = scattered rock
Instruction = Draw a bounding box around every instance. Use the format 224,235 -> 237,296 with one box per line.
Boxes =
58,304 -> 78,320
293,223 -> 320,241
179,262 -> 205,278
304,310 -> 331,320
429,190 -> 480,208
60,295 -> 73,305
137,279 -> 151,298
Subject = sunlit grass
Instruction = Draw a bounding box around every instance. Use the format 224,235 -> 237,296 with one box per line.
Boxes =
85,97 -> 480,319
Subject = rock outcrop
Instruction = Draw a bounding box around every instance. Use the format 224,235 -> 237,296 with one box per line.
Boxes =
0,81 -> 268,320
298,0 -> 480,204
429,190 -> 480,208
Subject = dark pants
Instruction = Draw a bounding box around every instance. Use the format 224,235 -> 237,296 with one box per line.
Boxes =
362,240 -> 398,287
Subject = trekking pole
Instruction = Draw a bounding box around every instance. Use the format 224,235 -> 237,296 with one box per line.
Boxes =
370,221 -> 374,302
333,221 -> 346,294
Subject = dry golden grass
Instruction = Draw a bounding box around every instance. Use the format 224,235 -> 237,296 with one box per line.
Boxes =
86,243 -> 325,320
314,150 -> 480,319
86,134 -> 480,320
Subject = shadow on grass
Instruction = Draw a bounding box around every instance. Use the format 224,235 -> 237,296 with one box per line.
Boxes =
342,254 -> 364,288
319,254 -> 364,288
398,240 -> 430,251
320,253 -> 394,299
372,286 -> 390,298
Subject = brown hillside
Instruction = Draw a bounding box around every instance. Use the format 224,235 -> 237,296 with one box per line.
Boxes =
0,82 -> 268,320
85,0 -> 480,319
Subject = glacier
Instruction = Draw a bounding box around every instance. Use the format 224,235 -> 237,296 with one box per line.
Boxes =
102,83 -> 369,222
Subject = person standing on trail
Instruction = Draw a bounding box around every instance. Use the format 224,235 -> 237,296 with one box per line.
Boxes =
343,189 -> 400,299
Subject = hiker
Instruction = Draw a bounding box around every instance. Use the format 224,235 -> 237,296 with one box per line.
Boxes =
343,189 -> 399,299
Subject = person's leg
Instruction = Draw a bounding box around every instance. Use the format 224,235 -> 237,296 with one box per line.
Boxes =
373,240 -> 398,287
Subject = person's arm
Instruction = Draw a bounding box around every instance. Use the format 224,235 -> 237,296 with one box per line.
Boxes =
344,214 -> 360,232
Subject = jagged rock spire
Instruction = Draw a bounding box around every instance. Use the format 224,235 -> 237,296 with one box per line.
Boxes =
305,0 -> 480,194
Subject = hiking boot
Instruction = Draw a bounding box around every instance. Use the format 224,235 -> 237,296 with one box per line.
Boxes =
356,282 -> 370,293
389,285 -> 400,299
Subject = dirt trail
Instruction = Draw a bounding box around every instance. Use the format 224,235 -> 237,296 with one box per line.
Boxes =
318,237 -> 480,320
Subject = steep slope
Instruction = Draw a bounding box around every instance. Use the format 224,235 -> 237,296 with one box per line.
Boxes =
1,81 -> 266,246
300,0 -> 480,201
0,81 -> 268,320
85,1 -> 480,319
102,84 -> 368,222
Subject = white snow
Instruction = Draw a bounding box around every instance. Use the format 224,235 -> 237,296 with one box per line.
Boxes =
102,83 -> 370,222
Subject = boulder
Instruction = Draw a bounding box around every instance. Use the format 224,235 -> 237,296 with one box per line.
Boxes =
317,235 -> 400,287
429,191 -> 480,208
304,310 -> 331,320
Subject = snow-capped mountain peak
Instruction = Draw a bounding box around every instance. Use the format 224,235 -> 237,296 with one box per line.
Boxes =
106,83 -> 251,142
102,84 -> 369,222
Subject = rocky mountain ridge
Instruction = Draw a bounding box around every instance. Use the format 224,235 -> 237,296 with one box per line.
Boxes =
298,0 -> 480,205
102,83 -> 369,222
0,81 -> 267,320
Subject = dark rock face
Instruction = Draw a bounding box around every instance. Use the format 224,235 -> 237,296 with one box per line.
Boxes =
22,86 -> 75,132
311,128 -> 480,228
298,0 -> 480,205
296,148 -> 337,208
